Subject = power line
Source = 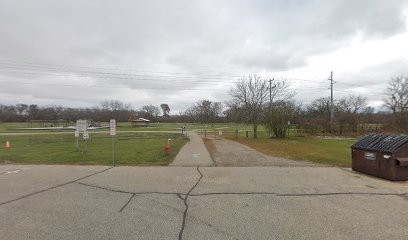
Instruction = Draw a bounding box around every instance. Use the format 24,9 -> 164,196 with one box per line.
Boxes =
0,57 -> 251,73
0,60 -> 388,101
0,79 -> 231,91
0,60 -> 244,79
0,65 -> 238,82
0,60 -> 331,84
268,78 -> 276,108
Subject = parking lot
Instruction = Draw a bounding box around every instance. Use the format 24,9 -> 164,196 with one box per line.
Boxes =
1,165 -> 408,240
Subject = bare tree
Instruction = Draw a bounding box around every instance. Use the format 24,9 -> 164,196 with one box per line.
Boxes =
185,100 -> 222,125
16,104 -> 28,117
265,101 -> 296,138
230,74 -> 269,138
141,104 -> 160,121
384,76 -> 408,130
268,79 -> 296,104
264,79 -> 295,138
337,94 -> 367,114
304,97 -> 332,133
160,103 -> 170,118
100,100 -> 130,111
209,102 -> 223,125
337,94 -> 367,132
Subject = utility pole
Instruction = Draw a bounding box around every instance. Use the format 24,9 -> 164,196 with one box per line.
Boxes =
269,78 -> 275,109
328,71 -> 335,121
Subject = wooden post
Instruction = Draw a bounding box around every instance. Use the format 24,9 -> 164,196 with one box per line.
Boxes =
246,131 -> 249,139
235,129 -> 238,139
204,129 -> 207,138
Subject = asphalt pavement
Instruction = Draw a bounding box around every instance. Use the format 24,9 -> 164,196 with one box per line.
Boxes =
1,165 -> 408,240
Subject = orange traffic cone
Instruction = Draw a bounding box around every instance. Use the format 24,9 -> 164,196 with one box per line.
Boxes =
5,141 -> 10,151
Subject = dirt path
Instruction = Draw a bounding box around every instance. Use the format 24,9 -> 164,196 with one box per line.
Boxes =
205,138 -> 318,167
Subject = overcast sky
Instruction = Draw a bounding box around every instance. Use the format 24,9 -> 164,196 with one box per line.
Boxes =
1,0 -> 408,112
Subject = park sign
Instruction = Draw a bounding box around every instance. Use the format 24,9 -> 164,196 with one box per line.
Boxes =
110,119 -> 116,136
76,120 -> 87,132
110,119 -> 116,166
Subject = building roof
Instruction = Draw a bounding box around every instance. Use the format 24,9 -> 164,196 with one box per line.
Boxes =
132,118 -> 150,122
352,134 -> 408,153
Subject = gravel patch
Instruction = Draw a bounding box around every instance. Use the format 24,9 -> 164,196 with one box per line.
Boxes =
207,138 -> 319,167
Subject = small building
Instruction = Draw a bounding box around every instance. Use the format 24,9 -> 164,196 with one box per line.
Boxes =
351,134 -> 408,181
131,118 -> 151,127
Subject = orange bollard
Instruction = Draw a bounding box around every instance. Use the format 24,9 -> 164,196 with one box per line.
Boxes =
165,143 -> 170,156
5,141 -> 10,151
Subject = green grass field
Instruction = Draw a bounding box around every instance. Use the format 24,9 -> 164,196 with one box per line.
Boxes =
0,132 -> 187,166
1,122 -> 358,166
0,122 -> 240,166
233,136 -> 356,167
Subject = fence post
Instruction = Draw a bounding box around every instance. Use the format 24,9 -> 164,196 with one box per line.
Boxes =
204,129 -> 207,138
246,131 -> 249,139
235,129 -> 238,139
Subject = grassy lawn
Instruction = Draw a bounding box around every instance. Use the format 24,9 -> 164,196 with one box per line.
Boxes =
233,136 -> 356,167
0,132 -> 187,166
0,122 -> 358,167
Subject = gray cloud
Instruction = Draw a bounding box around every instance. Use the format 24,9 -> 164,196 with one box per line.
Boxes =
0,0 -> 407,111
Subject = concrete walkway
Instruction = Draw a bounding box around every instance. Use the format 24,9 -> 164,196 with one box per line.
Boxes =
170,131 -> 213,167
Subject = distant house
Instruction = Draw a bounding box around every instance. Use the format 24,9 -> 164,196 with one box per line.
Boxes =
131,118 -> 151,127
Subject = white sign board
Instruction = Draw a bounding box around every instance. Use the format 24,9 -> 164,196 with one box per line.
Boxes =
76,120 -> 87,132
110,119 -> 116,136
83,132 -> 89,140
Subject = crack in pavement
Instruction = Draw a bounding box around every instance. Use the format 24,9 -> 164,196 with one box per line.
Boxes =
76,182 -> 188,213
76,182 -> 185,196
74,181 -> 408,200
0,167 -> 114,206
176,193 -> 185,201
75,180 -> 408,219
189,191 -> 408,198
75,167 -> 205,240
83,182 -> 237,240
119,193 -> 136,213
76,179 -> 407,220
178,166 -> 203,240
4,165 -> 406,239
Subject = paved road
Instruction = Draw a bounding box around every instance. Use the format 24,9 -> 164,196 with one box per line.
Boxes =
1,165 -> 408,240
170,131 -> 213,167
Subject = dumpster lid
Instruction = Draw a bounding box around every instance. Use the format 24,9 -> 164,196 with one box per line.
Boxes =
352,134 -> 408,153
396,158 -> 408,167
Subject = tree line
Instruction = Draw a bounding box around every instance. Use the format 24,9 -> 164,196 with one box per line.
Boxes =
0,100 -> 168,123
224,75 -> 407,137
1,76 -> 406,136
